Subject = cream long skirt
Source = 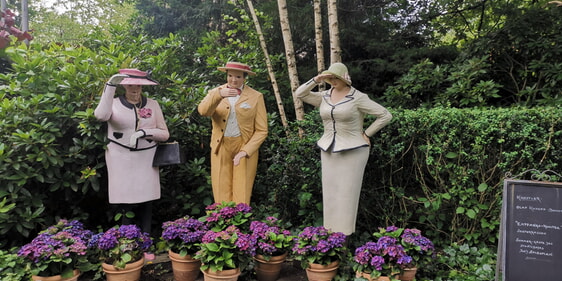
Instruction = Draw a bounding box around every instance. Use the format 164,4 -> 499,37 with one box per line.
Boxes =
321,146 -> 369,235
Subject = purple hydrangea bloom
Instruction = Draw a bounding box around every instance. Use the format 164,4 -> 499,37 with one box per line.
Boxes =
249,218 -> 293,256
202,202 -> 253,231
17,220 -> 93,276
119,225 -> 142,239
162,216 -> 208,245
401,228 -> 435,253
292,226 -> 347,265
92,224 -> 153,263
353,225 -> 434,276
235,232 -> 257,256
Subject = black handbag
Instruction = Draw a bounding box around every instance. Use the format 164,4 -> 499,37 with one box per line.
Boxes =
152,141 -> 186,167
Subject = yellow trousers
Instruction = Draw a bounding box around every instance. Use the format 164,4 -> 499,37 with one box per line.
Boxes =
210,136 -> 258,204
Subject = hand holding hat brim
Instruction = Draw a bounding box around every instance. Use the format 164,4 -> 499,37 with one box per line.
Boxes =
117,69 -> 159,85
108,74 -> 128,85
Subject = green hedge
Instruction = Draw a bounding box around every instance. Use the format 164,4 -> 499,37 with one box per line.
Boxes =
358,107 -> 562,246
256,106 -> 562,249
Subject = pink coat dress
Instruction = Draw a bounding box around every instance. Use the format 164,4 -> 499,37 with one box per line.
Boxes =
94,86 -> 169,204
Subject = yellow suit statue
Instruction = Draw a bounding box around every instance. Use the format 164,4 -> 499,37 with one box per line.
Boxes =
198,62 -> 268,204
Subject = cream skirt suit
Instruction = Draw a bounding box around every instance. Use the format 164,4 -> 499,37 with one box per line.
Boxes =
295,79 -> 392,234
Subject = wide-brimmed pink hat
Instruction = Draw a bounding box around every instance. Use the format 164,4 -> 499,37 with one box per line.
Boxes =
119,69 -> 159,85
217,62 -> 256,76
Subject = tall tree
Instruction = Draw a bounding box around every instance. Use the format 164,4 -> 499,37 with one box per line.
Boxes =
314,0 -> 326,90
20,0 -> 28,46
246,0 -> 289,132
327,0 -> 341,63
277,0 -> 304,122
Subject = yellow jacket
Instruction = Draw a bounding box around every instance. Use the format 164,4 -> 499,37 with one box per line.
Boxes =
198,84 -> 268,156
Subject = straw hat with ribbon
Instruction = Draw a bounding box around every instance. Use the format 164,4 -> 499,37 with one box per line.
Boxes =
217,62 -> 256,76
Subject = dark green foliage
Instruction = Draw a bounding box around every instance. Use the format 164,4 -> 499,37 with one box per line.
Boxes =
466,6 -> 562,106
253,112 -> 324,229
394,5 -> 562,109
383,56 -> 501,108
132,0 -> 232,40
431,243 -> 496,281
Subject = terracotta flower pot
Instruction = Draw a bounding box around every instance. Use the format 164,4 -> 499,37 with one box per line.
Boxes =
168,250 -> 202,281
102,257 -> 144,281
201,267 -> 241,281
397,267 -> 417,281
305,260 -> 340,281
31,269 -> 80,281
254,252 -> 288,281
355,271 -> 391,281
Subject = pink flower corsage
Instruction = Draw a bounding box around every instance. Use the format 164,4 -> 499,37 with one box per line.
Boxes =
138,108 -> 152,118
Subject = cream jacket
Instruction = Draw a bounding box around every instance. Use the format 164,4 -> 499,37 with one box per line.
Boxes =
295,79 -> 392,152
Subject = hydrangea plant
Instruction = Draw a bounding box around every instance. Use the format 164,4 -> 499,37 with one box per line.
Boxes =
200,201 -> 253,232
291,225 -> 347,268
373,226 -> 435,267
17,219 -> 94,278
353,226 -> 435,279
89,224 -> 153,269
161,215 -> 208,257
195,225 -> 257,272
249,217 -> 294,259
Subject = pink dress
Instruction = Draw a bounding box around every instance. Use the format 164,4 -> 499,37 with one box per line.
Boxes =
94,86 -> 169,204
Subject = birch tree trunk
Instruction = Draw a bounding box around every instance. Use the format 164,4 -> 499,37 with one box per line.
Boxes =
21,0 -> 28,46
277,0 -> 305,122
246,0 -> 289,132
1,0 -> 5,33
327,0 -> 341,63
314,0 -> 326,91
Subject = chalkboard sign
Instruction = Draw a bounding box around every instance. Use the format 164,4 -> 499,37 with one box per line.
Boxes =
498,179 -> 562,280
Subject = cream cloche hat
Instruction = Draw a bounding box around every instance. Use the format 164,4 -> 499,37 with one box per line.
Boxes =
321,62 -> 352,86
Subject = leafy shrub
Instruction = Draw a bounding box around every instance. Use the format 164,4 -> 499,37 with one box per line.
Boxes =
0,29 -> 204,247
384,56 -> 501,109
431,243 -> 496,281
0,248 -> 30,281
253,112 -> 323,228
